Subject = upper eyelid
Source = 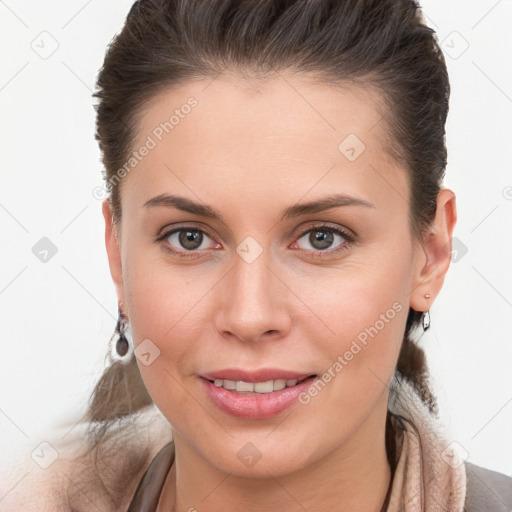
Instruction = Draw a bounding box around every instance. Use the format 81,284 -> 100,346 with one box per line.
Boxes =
296,223 -> 354,237
157,223 -> 216,240
292,223 -> 356,246
292,226 -> 355,252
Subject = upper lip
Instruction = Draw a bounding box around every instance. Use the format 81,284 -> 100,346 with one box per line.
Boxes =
201,368 -> 315,382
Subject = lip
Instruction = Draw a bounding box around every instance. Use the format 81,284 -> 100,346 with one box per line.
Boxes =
201,368 -> 313,382
200,369 -> 317,419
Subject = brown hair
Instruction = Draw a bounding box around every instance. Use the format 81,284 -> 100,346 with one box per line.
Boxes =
81,0 -> 449,503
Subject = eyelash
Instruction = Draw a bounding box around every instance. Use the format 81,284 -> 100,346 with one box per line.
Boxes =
156,224 -> 356,259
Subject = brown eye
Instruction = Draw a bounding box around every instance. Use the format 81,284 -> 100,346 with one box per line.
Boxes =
308,229 -> 335,250
176,229 -> 204,250
160,227 -> 219,254
296,227 -> 347,251
291,224 -> 356,260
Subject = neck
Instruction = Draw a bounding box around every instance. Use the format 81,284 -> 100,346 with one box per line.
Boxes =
158,403 -> 393,512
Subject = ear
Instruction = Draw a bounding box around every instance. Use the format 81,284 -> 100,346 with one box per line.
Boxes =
410,188 -> 457,312
102,199 -> 125,304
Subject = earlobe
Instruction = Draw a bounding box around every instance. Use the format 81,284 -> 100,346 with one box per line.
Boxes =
410,188 -> 457,312
102,199 -> 125,301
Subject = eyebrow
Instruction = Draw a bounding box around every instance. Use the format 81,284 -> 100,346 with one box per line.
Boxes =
143,193 -> 375,222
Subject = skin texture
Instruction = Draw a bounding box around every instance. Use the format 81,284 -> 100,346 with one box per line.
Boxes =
102,73 -> 456,512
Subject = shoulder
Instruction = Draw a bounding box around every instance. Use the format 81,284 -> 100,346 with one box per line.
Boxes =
0,407 -> 172,512
0,453 -> 75,512
464,461 -> 512,512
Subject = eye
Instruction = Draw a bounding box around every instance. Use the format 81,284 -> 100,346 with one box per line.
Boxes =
292,224 -> 354,257
157,226 -> 220,257
156,223 -> 355,259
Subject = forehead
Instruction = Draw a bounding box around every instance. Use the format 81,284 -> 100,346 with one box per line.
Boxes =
123,73 -> 409,216
133,72 -> 391,157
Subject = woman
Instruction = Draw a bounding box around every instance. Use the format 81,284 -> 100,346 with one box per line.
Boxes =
5,0 -> 511,510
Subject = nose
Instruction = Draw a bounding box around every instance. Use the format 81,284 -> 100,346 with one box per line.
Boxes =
214,247 -> 292,344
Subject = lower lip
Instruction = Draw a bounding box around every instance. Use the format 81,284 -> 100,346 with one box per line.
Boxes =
201,376 -> 316,419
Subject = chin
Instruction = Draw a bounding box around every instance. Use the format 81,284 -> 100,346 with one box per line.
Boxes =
193,431 -> 319,479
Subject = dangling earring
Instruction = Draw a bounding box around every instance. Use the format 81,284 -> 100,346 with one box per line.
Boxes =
423,293 -> 431,332
422,310 -> 431,331
114,303 -> 134,363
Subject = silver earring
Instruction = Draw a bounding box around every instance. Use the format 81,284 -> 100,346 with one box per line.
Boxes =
114,305 -> 134,363
423,294 -> 431,331
422,310 -> 431,331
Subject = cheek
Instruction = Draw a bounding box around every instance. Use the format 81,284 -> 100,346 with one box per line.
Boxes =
121,254 -> 220,409
123,245 -> 220,342
289,248 -> 412,396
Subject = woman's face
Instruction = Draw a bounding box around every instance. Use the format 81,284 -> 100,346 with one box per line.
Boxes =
104,74 -> 452,477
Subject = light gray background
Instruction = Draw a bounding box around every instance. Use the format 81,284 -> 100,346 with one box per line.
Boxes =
1,0 -> 511,483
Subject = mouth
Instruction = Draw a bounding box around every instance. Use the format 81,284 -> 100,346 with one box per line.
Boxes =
203,375 -> 316,394
200,371 -> 318,419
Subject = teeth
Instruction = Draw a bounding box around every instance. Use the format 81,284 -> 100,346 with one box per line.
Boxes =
211,377 -> 308,393
223,380 -> 236,390
236,381 -> 254,392
254,380 -> 274,393
273,379 -> 286,391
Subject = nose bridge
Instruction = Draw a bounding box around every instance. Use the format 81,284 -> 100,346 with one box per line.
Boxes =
215,244 -> 289,343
